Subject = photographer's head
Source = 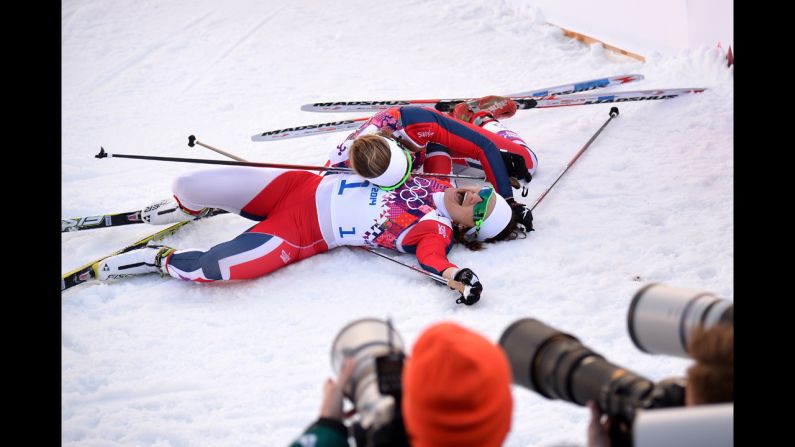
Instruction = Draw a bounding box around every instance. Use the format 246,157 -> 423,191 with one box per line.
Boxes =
686,324 -> 733,406
402,322 -> 513,447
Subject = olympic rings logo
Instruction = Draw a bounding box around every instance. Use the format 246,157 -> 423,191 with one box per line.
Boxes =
399,177 -> 432,210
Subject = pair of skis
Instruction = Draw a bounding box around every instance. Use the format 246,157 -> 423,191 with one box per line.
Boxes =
61,209 -> 228,292
250,74 -> 706,141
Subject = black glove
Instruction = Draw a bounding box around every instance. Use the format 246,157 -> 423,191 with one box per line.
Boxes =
507,198 -> 534,232
500,151 -> 533,183
452,268 -> 483,305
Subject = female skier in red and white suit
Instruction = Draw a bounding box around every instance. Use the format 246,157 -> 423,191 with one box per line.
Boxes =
97,143 -> 521,305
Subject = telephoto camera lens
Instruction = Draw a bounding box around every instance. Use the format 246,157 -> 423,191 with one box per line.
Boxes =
330,318 -> 406,432
627,283 -> 733,359
499,318 -> 684,423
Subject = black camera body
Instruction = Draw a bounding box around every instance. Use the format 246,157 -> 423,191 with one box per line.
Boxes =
376,351 -> 405,395
353,351 -> 410,447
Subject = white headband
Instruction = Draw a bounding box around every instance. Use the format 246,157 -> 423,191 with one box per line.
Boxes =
465,192 -> 512,241
368,137 -> 410,190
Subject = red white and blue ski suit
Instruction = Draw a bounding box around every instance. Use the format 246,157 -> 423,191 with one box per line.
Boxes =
330,106 -> 537,199
163,168 -> 459,282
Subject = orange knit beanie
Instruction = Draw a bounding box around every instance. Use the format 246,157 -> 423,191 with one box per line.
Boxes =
402,322 -> 513,447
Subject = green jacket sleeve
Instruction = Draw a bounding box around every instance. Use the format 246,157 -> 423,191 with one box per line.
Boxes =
289,417 -> 349,447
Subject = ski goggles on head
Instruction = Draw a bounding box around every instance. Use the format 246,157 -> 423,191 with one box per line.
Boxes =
472,186 -> 495,235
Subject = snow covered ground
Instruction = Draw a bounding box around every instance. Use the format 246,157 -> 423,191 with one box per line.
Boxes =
62,0 -> 733,445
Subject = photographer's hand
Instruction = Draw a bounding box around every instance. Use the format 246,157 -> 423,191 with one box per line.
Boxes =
587,401 -> 612,447
320,357 -> 356,421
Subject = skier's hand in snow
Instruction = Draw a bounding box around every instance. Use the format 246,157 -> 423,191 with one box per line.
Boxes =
506,198 -> 534,232
319,357 -> 356,421
450,268 -> 483,305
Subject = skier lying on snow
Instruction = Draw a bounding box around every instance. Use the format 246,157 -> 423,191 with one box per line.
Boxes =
97,166 -> 519,304
94,96 -> 536,304
328,95 -> 537,231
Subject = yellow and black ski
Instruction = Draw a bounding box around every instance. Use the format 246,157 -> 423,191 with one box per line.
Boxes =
61,221 -> 190,292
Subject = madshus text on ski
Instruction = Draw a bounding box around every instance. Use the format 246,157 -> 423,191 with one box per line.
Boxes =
252,76 -> 704,141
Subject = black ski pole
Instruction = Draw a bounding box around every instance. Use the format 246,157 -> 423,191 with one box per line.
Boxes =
96,147 -> 356,173
99,142 -> 486,180
358,247 -> 467,295
530,107 -> 619,211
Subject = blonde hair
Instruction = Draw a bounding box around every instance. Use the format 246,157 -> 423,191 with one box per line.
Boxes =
349,135 -> 391,179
